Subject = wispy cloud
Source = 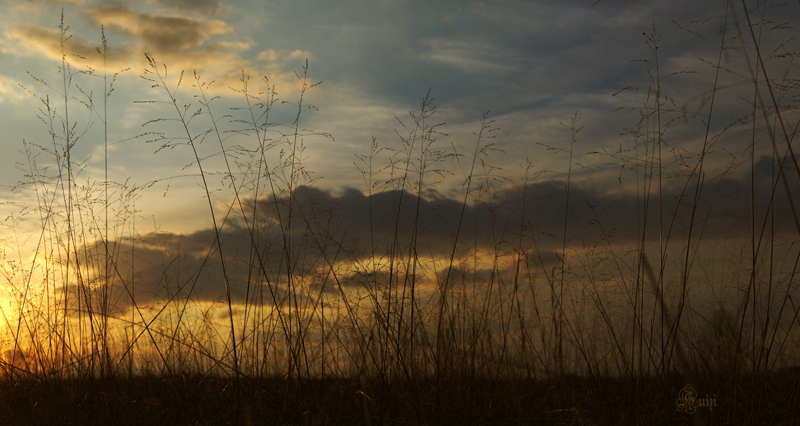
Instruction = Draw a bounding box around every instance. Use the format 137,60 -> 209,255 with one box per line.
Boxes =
87,7 -> 231,52
0,75 -> 25,101
150,0 -> 225,16
419,37 -> 517,75
6,23 -> 135,70
4,5 -> 311,95
40,0 -> 86,4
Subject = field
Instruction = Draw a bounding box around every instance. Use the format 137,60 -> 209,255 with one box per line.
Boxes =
0,3 -> 799,425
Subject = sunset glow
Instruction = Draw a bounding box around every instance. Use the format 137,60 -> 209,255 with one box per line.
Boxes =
0,0 -> 799,424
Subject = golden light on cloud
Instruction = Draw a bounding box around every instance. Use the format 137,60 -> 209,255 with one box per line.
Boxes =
1,0 -> 799,421
256,49 -> 312,63
7,23 -> 135,70
208,40 -> 254,52
86,7 -> 232,52
145,0 -> 224,16
40,0 -> 86,4
0,75 -> 25,101
4,6 -> 314,96
13,0 -> 86,13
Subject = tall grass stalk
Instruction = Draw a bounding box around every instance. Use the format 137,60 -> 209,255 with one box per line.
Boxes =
1,3 -> 799,424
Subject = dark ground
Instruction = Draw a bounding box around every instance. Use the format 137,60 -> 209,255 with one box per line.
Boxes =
0,371 -> 797,425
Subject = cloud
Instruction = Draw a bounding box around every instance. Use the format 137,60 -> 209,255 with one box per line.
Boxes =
4,6 -> 310,96
256,49 -> 312,64
233,162 -> 780,269
209,40 -> 254,51
11,0 -> 85,13
39,0 -> 85,4
419,36 -> 517,75
152,0 -> 225,16
6,23 -> 137,70
87,7 -> 231,53
64,152 -> 800,326
329,147 -> 800,242
71,227 -> 312,313
0,75 -> 25,101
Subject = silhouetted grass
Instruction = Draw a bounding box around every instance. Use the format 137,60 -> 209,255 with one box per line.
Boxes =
1,3 -> 799,425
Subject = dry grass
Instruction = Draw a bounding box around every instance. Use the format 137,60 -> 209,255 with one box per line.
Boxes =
1,2 -> 799,425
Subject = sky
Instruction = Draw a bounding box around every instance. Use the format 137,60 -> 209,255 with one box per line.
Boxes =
0,0 -> 799,366
2,1 -> 793,223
